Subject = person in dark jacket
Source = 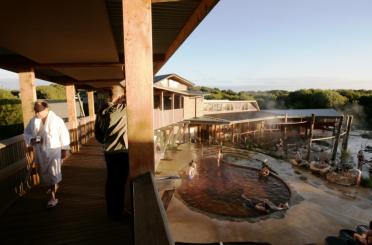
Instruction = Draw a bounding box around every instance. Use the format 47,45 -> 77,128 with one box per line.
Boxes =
95,85 -> 129,220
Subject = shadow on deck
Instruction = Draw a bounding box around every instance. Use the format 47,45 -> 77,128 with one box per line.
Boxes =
0,139 -> 132,244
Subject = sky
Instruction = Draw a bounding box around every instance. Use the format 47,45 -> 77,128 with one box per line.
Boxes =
159,0 -> 372,91
1,0 -> 372,91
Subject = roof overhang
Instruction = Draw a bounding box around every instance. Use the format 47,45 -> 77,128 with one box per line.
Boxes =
0,0 -> 219,89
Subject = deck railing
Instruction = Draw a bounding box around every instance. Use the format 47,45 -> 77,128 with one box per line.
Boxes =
0,116 -> 96,213
154,108 -> 184,129
203,100 -> 259,115
67,116 -> 95,152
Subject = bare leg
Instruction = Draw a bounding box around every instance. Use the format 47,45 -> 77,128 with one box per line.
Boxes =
50,184 -> 59,201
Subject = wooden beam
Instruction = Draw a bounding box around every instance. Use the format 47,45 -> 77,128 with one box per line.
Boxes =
153,0 -> 219,73
19,67 -> 37,128
87,90 -> 95,121
152,0 -> 184,3
123,0 -> 155,178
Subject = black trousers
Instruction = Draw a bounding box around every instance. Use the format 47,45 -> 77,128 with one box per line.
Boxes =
104,151 -> 129,217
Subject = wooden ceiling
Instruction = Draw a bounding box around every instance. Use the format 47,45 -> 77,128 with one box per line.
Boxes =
0,0 -> 219,89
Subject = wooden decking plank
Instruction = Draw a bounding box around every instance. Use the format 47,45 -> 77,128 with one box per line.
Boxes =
0,139 -> 132,244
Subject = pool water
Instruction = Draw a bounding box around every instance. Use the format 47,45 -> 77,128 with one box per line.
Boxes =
177,156 -> 291,219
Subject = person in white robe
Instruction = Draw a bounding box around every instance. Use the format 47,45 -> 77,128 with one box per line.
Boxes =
24,101 -> 70,208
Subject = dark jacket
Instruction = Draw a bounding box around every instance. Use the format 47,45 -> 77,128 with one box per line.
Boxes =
95,102 -> 128,153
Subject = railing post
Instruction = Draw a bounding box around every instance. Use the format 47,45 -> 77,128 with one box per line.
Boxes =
332,116 -> 344,161
342,115 -> 353,152
306,114 -> 315,161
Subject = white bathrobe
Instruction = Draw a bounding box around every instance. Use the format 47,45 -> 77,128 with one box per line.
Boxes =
24,111 -> 70,186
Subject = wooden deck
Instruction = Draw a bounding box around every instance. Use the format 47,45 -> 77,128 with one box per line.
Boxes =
0,139 -> 132,244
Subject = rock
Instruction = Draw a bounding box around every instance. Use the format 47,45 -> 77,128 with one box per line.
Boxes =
310,161 -> 331,175
326,169 -> 361,186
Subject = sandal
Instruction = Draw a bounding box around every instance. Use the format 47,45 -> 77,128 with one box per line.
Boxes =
47,198 -> 59,208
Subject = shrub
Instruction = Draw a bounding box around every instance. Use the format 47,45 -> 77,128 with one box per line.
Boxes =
0,99 -> 23,126
36,84 -> 66,99
360,177 -> 372,188
0,88 -> 17,99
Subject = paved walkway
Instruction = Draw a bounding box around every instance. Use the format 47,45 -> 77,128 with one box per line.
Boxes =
0,139 -> 132,245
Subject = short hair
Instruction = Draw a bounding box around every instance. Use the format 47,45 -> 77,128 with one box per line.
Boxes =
34,101 -> 48,112
109,85 -> 125,98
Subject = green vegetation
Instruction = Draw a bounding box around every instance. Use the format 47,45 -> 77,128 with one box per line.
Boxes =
36,84 -> 66,99
0,88 -> 17,99
0,84 -> 66,140
0,89 -> 23,139
191,87 -> 372,129
360,177 -> 372,188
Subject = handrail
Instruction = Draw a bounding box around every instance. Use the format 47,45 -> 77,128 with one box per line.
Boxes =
132,172 -> 174,245
0,116 -> 96,213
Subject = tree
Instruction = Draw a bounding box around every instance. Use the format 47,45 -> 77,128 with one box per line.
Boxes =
36,84 -> 66,99
0,88 -> 17,99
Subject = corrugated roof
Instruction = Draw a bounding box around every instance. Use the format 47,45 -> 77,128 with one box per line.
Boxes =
190,109 -> 342,125
263,109 -> 342,118
186,116 -> 230,125
207,111 -> 280,123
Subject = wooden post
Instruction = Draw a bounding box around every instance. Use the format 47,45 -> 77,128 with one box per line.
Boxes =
123,0 -> 155,177
87,90 -> 95,121
171,93 -> 175,122
306,114 -> 315,161
332,116 -> 344,161
284,113 -> 288,139
231,124 -> 234,143
19,67 -> 37,128
342,116 -> 353,151
188,125 -> 191,143
213,124 -> 216,143
66,84 -> 79,152
160,91 -> 164,127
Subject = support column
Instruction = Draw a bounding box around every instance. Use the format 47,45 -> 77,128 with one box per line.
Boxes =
87,90 -> 95,137
19,67 -> 37,128
66,84 -> 79,152
284,113 -> 288,139
232,124 -> 235,143
123,0 -> 154,177
87,90 -> 95,121
188,125 -> 191,143
160,91 -> 164,127
342,116 -> 353,151
171,93 -> 175,122
306,114 -> 315,161
332,116 -> 344,161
